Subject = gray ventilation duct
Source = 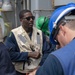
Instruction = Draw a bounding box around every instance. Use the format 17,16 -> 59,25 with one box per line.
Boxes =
2,0 -> 13,11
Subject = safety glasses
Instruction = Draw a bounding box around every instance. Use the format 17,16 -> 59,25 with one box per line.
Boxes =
51,19 -> 66,44
23,16 -> 35,21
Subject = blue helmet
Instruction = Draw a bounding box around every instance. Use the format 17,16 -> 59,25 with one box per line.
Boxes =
49,3 -> 75,45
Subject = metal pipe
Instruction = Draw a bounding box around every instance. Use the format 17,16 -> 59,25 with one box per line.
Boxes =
15,0 -> 17,27
22,0 -> 31,10
33,9 -> 54,12
23,0 -> 26,9
33,9 -> 54,17
27,0 -> 30,10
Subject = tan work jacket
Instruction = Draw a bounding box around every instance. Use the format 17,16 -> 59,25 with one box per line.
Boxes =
12,26 -> 43,73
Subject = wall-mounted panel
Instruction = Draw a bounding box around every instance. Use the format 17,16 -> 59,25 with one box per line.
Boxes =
54,0 -> 75,6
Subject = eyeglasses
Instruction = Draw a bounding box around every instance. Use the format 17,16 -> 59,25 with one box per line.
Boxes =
23,16 -> 35,21
51,19 -> 67,44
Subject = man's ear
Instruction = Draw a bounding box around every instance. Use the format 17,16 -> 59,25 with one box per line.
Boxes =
59,25 -> 66,36
20,18 -> 23,22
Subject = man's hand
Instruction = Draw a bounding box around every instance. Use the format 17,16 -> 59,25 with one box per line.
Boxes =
28,69 -> 37,75
28,51 -> 41,59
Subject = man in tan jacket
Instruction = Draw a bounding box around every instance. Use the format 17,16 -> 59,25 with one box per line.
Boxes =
5,10 -> 53,75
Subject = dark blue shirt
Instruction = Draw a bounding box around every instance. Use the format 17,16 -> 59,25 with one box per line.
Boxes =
36,54 -> 64,75
0,42 -> 16,75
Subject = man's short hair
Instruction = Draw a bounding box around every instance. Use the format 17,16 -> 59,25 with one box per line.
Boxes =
19,10 -> 31,19
58,15 -> 75,30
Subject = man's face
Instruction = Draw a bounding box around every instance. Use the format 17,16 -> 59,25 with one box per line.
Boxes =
55,24 -> 68,48
21,12 -> 35,29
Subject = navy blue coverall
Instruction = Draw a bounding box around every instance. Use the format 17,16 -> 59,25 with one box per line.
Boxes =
0,42 -> 16,75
